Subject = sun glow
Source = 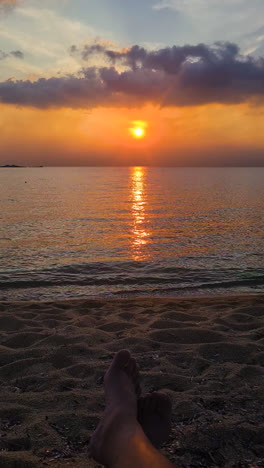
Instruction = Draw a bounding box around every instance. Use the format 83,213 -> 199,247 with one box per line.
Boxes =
130,120 -> 147,139
133,127 -> 144,138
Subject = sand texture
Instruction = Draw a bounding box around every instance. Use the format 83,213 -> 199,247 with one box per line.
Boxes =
0,295 -> 264,467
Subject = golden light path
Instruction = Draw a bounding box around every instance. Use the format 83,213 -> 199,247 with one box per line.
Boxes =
130,167 -> 150,261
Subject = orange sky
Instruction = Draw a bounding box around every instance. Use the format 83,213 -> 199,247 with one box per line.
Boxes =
1,102 -> 264,166
1,2 -> 264,166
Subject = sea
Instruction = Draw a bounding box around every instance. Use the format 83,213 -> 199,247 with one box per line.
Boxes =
0,167 -> 263,301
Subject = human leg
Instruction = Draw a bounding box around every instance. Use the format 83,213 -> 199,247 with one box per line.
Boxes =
89,350 -> 174,467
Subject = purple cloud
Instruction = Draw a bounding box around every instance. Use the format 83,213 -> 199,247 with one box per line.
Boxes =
0,42 -> 264,108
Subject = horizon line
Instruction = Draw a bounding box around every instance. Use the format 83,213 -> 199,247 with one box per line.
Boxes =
1,165 -> 264,169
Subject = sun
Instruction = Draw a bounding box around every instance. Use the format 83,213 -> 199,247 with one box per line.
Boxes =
130,121 -> 147,139
133,127 -> 145,138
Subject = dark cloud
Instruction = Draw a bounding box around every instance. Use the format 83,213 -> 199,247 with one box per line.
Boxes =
72,41 -> 240,72
1,42 -> 264,108
10,50 -> 24,59
0,69 -> 111,108
0,49 -> 24,60
71,43 -> 108,61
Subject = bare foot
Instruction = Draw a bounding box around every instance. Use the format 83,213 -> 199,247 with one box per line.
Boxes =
138,392 -> 172,448
89,350 -> 140,466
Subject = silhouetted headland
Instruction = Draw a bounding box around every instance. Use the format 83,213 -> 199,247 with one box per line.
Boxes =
0,164 -> 43,168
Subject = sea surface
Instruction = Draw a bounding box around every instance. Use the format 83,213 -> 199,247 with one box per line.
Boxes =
0,167 -> 263,301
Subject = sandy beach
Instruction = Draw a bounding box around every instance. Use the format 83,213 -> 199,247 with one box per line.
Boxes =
0,295 -> 263,467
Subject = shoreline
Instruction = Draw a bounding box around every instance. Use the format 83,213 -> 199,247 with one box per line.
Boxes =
0,294 -> 263,466
1,291 -> 263,304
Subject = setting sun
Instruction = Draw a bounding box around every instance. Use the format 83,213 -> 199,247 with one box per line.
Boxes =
133,127 -> 145,138
130,121 -> 147,139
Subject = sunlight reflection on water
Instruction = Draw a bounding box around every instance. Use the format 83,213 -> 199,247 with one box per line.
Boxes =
130,167 -> 150,260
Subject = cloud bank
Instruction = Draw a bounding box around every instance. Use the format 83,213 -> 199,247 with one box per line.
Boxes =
0,49 -> 24,60
1,42 -> 264,109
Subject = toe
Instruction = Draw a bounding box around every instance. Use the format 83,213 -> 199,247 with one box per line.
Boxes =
126,357 -> 141,396
113,349 -> 131,369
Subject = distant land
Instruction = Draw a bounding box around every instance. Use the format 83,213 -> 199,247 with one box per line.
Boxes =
0,165 -> 43,168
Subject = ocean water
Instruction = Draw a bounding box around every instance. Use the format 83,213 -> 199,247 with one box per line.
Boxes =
0,167 -> 263,300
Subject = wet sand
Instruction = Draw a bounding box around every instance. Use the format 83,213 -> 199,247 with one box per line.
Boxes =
0,295 -> 264,467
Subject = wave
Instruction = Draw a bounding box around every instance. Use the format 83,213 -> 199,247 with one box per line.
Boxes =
1,262 -> 264,298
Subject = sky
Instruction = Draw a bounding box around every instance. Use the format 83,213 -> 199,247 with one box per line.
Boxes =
0,0 -> 264,166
